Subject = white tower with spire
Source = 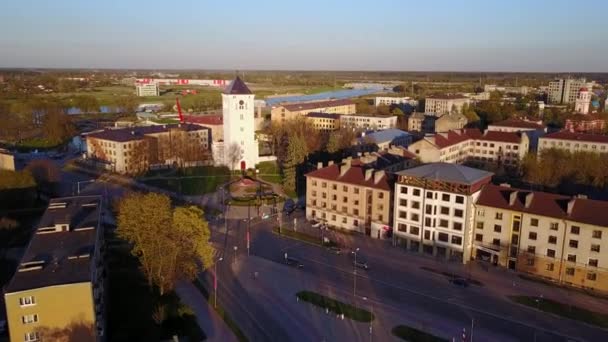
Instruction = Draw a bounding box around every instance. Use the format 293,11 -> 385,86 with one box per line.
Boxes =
221,76 -> 258,170
575,87 -> 591,114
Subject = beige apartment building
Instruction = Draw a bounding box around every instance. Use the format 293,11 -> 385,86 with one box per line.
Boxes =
474,184 -> 608,292
4,196 -> 105,342
305,112 -> 340,131
408,129 -> 529,167
305,158 -> 394,238
548,78 -> 590,104
270,99 -> 356,122
86,123 -> 211,174
424,94 -> 470,116
537,130 -> 608,155
340,114 -> 398,130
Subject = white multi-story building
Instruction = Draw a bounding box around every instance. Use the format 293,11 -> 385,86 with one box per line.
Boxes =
538,131 -> 608,155
393,163 -> 493,263
487,119 -> 546,133
222,77 -> 259,170
424,95 -> 470,116
135,83 -> 160,97
548,78 -> 591,104
340,114 -> 397,130
374,96 -> 418,107
574,87 -> 591,114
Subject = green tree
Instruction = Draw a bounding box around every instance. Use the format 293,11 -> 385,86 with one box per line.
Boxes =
73,95 -> 100,113
283,134 -> 308,194
0,170 -> 36,190
391,107 -> 404,116
117,95 -> 139,113
326,133 -> 341,153
377,105 -> 391,115
461,103 -> 480,123
42,106 -> 75,145
117,193 -> 214,295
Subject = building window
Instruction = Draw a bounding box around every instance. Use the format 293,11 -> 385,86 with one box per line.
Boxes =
331,215 -> 336,221
589,259 -> 599,267
567,254 -> 576,262
332,184 -> 337,190
413,189 -> 421,196
547,249 -> 556,258
477,209 -> 484,217
453,222 -> 462,231
494,225 -> 502,233
399,199 -> 407,207
492,238 -> 500,246
475,233 -> 483,242
528,232 -> 537,240
527,246 -> 536,254
22,314 -> 38,324
495,212 -> 503,220
354,188 -> 359,194
426,191 -> 434,199
439,219 -> 449,228
526,258 -> 535,266
548,235 -> 557,244
587,272 -> 597,281
570,226 -> 580,235
398,223 -> 407,232
546,263 -> 554,271
565,267 -> 575,276
412,201 -> 420,209
342,217 -> 347,224
19,296 -> 36,307
410,226 -> 420,235
476,222 -> 484,229
455,196 -> 464,204
399,211 -> 407,219
442,194 -> 450,202
343,185 -> 348,192
591,244 -> 600,253
451,235 -> 462,245
411,213 -> 420,222
425,204 -> 432,215
530,218 -> 539,227
24,332 -> 40,342
424,230 -> 431,240
454,209 -> 463,218
400,186 -> 407,194
438,232 -> 449,242
378,192 -> 384,199
569,240 -> 578,248
592,230 -> 602,239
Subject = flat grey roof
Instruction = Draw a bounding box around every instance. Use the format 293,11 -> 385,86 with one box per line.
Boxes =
395,162 -> 493,185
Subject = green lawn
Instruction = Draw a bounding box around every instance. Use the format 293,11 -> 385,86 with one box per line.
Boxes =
255,161 -> 282,184
142,166 -> 232,195
392,325 -> 448,342
509,295 -> 608,328
106,235 -> 205,342
296,291 -> 374,322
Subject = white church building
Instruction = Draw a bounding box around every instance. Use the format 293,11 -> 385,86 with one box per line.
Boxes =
215,77 -> 259,170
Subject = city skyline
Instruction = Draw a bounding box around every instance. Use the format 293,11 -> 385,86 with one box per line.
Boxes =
1,0 -> 607,72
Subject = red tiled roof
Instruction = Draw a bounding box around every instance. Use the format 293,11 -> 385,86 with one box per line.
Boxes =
482,131 -> 522,143
433,130 -> 472,148
304,160 -> 391,191
429,128 -> 521,148
476,184 -> 608,227
184,114 -> 223,125
565,113 -> 605,121
282,99 -> 354,112
490,119 -> 545,130
542,130 -> 608,144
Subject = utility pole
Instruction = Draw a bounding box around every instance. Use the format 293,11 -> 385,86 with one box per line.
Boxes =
470,318 -> 474,342
247,203 -> 250,256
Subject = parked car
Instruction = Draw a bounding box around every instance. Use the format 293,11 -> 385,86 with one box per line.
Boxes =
285,257 -> 304,268
353,260 -> 369,270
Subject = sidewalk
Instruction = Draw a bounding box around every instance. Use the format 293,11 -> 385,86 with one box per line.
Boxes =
175,281 -> 238,342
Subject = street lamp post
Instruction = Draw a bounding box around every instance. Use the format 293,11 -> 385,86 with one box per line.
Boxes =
353,247 -> 360,296
214,257 -> 223,308
362,296 -> 373,342
233,246 -> 238,264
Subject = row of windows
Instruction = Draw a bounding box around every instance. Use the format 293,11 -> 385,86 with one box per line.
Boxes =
398,223 -> 463,246
542,140 -> 608,150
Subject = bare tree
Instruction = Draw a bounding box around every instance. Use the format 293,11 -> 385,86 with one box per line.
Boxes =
226,142 -> 243,170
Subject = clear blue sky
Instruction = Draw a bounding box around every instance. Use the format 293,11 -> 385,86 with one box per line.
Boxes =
1,0 -> 606,71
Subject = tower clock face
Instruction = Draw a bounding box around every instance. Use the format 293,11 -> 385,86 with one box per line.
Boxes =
239,100 -> 244,105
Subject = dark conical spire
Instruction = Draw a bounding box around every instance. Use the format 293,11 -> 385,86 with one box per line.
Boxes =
223,76 -> 252,95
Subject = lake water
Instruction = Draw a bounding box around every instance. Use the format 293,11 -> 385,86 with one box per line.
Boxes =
264,87 -> 385,106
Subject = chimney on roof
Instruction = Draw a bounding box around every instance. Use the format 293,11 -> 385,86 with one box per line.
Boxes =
374,170 -> 385,184
567,197 -> 576,215
508,191 -> 518,206
365,168 -> 373,181
524,192 -> 534,208
328,161 -> 334,166
317,162 -> 323,170
340,159 -> 351,176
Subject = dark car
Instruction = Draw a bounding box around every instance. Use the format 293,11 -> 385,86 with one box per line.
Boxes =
295,197 -> 306,210
285,257 -> 304,268
326,246 -> 342,254
283,199 -> 295,213
450,278 -> 469,288
353,260 -> 369,270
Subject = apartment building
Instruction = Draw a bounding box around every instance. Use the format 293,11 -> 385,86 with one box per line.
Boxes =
564,114 -> 607,134
4,196 -> 106,341
424,94 -> 470,116
183,114 -> 224,141
374,96 -> 418,107
484,85 -> 531,95
538,131 -> 608,155
474,184 -> 608,292
305,158 -> 394,238
393,163 -> 493,263
305,112 -> 340,131
135,83 -> 160,97
435,113 -> 468,133
487,119 -> 546,133
340,114 -> 397,130
270,99 -> 356,122
86,123 -> 211,174
408,129 -> 529,166
548,78 -> 590,104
